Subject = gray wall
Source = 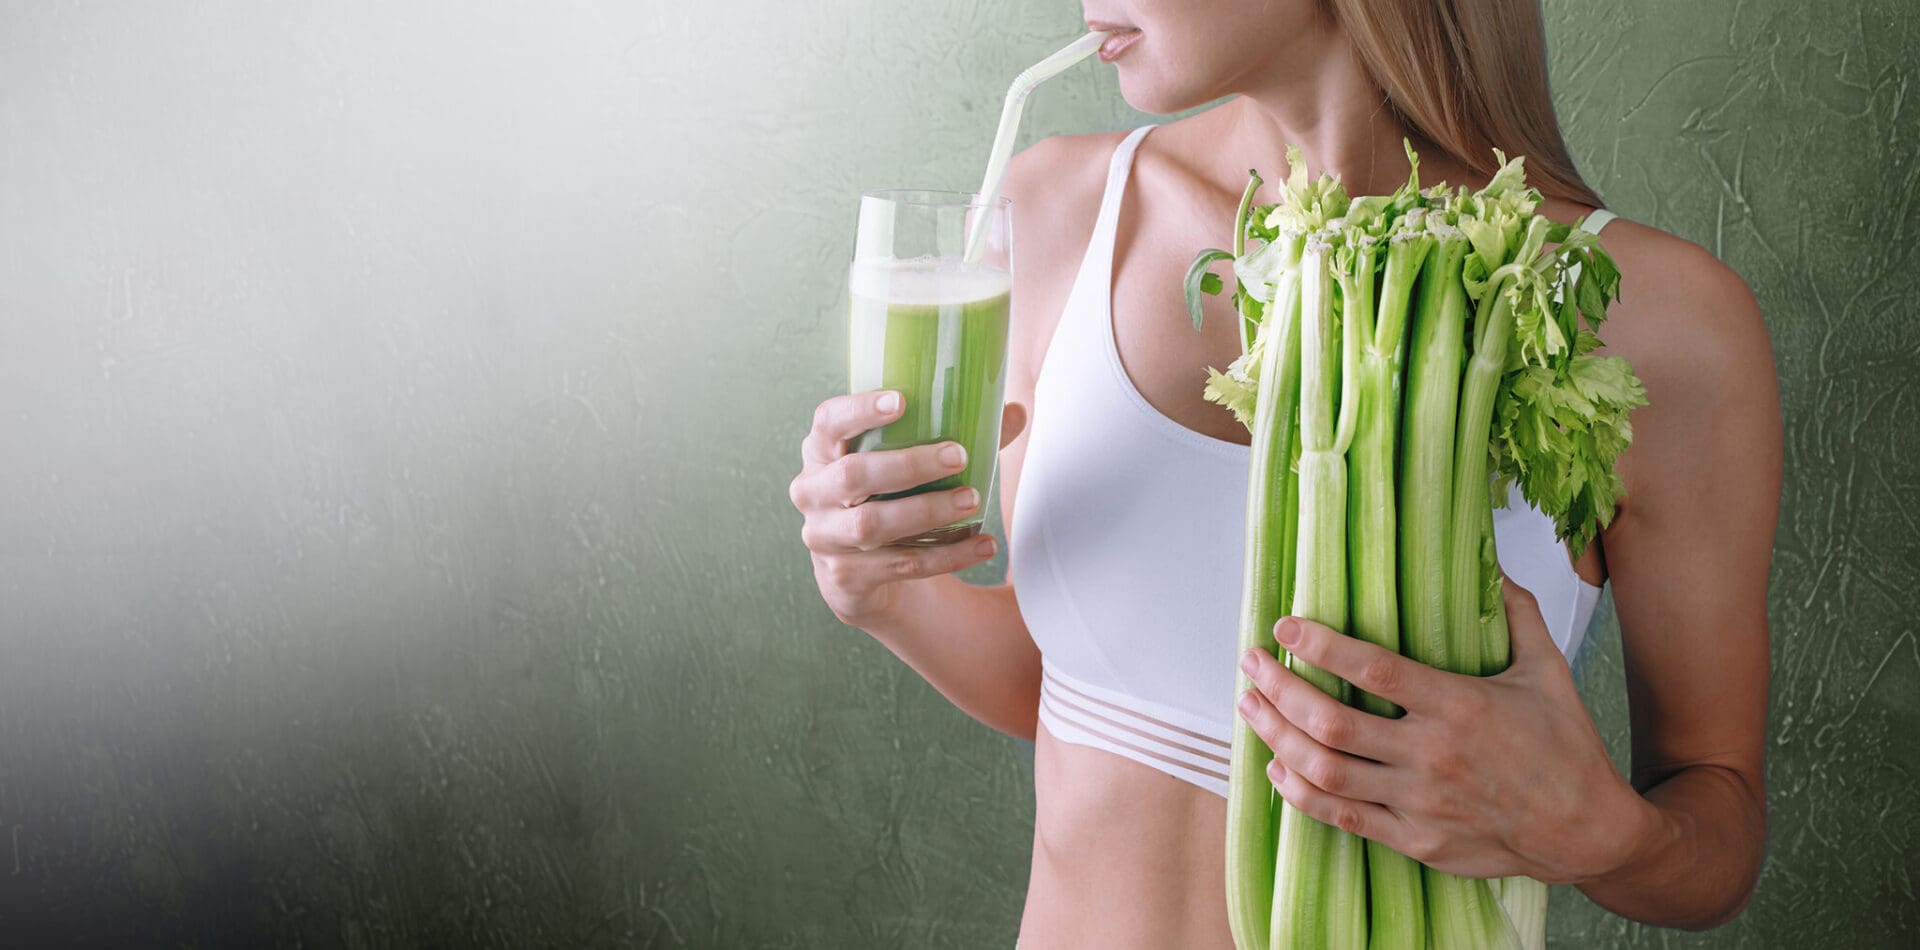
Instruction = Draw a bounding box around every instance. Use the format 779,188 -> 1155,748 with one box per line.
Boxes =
0,1 -> 1915,947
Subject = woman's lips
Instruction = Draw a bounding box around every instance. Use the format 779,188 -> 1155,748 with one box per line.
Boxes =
1097,29 -> 1142,63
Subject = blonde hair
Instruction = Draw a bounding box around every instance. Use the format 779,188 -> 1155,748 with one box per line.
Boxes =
1331,0 -> 1603,207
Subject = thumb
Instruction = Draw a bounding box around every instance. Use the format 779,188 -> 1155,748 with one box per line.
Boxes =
1501,575 -> 1565,670
999,401 -> 1029,450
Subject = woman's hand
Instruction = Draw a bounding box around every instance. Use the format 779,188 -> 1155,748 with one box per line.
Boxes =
1235,577 -> 1661,885
789,390 -> 1024,628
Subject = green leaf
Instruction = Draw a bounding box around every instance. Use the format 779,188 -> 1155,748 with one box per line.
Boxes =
1185,248 -> 1234,331
1202,329 -> 1266,431
1460,218 -> 1508,274
1234,237 -> 1292,304
1569,354 -> 1647,409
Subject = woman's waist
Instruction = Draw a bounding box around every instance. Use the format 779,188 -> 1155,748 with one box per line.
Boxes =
1024,720 -> 1233,947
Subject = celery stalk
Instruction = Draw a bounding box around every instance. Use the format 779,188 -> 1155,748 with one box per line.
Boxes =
1270,242 -> 1367,950
1348,232 -> 1432,714
1233,171 -> 1266,354
1444,282 -> 1516,677
1424,872 -> 1522,950
1397,237 -> 1470,671
1225,272 -> 1303,950
1447,215 -> 1551,677
1425,218 -> 1555,950
1424,288 -> 1521,949
1347,228 -> 1433,950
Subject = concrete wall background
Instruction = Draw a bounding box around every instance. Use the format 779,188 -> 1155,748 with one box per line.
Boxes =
0,1 -> 1914,946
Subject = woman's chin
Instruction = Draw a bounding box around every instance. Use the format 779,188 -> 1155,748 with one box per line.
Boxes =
1115,71 -> 1219,117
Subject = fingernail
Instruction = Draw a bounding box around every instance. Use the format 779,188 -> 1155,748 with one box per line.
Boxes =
939,443 -> 967,467
1276,618 -> 1301,647
1236,690 -> 1258,718
955,487 -> 980,510
974,537 -> 996,557
878,392 -> 901,413
1240,649 -> 1260,676
1268,760 -> 1288,784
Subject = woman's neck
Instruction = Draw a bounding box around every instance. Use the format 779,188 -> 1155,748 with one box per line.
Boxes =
1212,20 -> 1480,199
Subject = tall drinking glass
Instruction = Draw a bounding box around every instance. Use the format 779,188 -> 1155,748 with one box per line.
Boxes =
847,190 -> 1012,547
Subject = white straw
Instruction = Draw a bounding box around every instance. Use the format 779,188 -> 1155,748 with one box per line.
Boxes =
962,30 -> 1115,265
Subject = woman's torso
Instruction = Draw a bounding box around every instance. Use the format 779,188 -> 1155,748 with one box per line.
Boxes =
1000,116 -> 1609,948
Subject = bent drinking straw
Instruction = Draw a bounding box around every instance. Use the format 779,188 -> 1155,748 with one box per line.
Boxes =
962,30 -> 1115,265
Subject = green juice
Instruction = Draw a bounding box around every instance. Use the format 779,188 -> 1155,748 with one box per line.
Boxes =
848,257 -> 1011,546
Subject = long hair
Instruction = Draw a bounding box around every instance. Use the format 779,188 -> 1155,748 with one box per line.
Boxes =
1331,0 -> 1602,207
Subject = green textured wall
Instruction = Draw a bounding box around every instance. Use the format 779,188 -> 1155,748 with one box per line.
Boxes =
0,1 -> 1914,947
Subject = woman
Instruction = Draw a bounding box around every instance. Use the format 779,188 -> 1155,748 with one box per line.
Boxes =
789,1 -> 1779,945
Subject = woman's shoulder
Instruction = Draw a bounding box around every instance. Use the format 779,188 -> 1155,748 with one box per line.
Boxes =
1007,127 -> 1139,177
1002,129 -> 1136,221
1578,215 -> 1781,515
1585,217 -> 1771,385
999,128 -> 1141,281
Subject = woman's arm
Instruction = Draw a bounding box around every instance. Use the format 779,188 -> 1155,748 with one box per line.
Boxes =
853,576 -> 1041,740
819,134 -> 1116,742
1572,233 -> 1781,928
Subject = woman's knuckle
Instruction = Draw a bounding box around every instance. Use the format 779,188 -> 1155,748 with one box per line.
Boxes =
812,401 -> 833,432
1311,708 -> 1350,747
846,505 -> 882,547
1331,803 -> 1366,835
822,461 -> 853,499
1361,655 -> 1400,695
1305,753 -> 1344,793
888,552 -> 920,578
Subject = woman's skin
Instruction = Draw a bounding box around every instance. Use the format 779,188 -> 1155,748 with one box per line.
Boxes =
791,1 -> 1780,946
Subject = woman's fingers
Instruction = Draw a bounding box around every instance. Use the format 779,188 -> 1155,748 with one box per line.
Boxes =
800,483 -> 982,552
816,534 -> 997,592
1500,576 -> 1568,673
1239,649 -> 1403,764
801,390 -> 902,468
800,440 -> 968,510
1272,617 -> 1453,713
792,390 -> 997,626
1237,689 -> 1409,808
1265,756 -> 1423,856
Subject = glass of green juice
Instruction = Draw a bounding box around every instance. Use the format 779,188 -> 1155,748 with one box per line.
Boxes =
847,190 -> 1012,547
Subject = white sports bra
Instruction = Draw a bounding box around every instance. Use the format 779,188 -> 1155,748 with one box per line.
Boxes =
1007,125 -> 1608,796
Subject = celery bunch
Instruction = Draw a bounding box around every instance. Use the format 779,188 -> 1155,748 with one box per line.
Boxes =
1188,145 -> 1645,950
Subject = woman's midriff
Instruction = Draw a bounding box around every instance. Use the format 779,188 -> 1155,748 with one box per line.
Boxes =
1017,719 -> 1237,948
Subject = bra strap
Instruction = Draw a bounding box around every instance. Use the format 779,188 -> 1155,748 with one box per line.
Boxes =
1579,207 -> 1618,235
1084,125 -> 1158,294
